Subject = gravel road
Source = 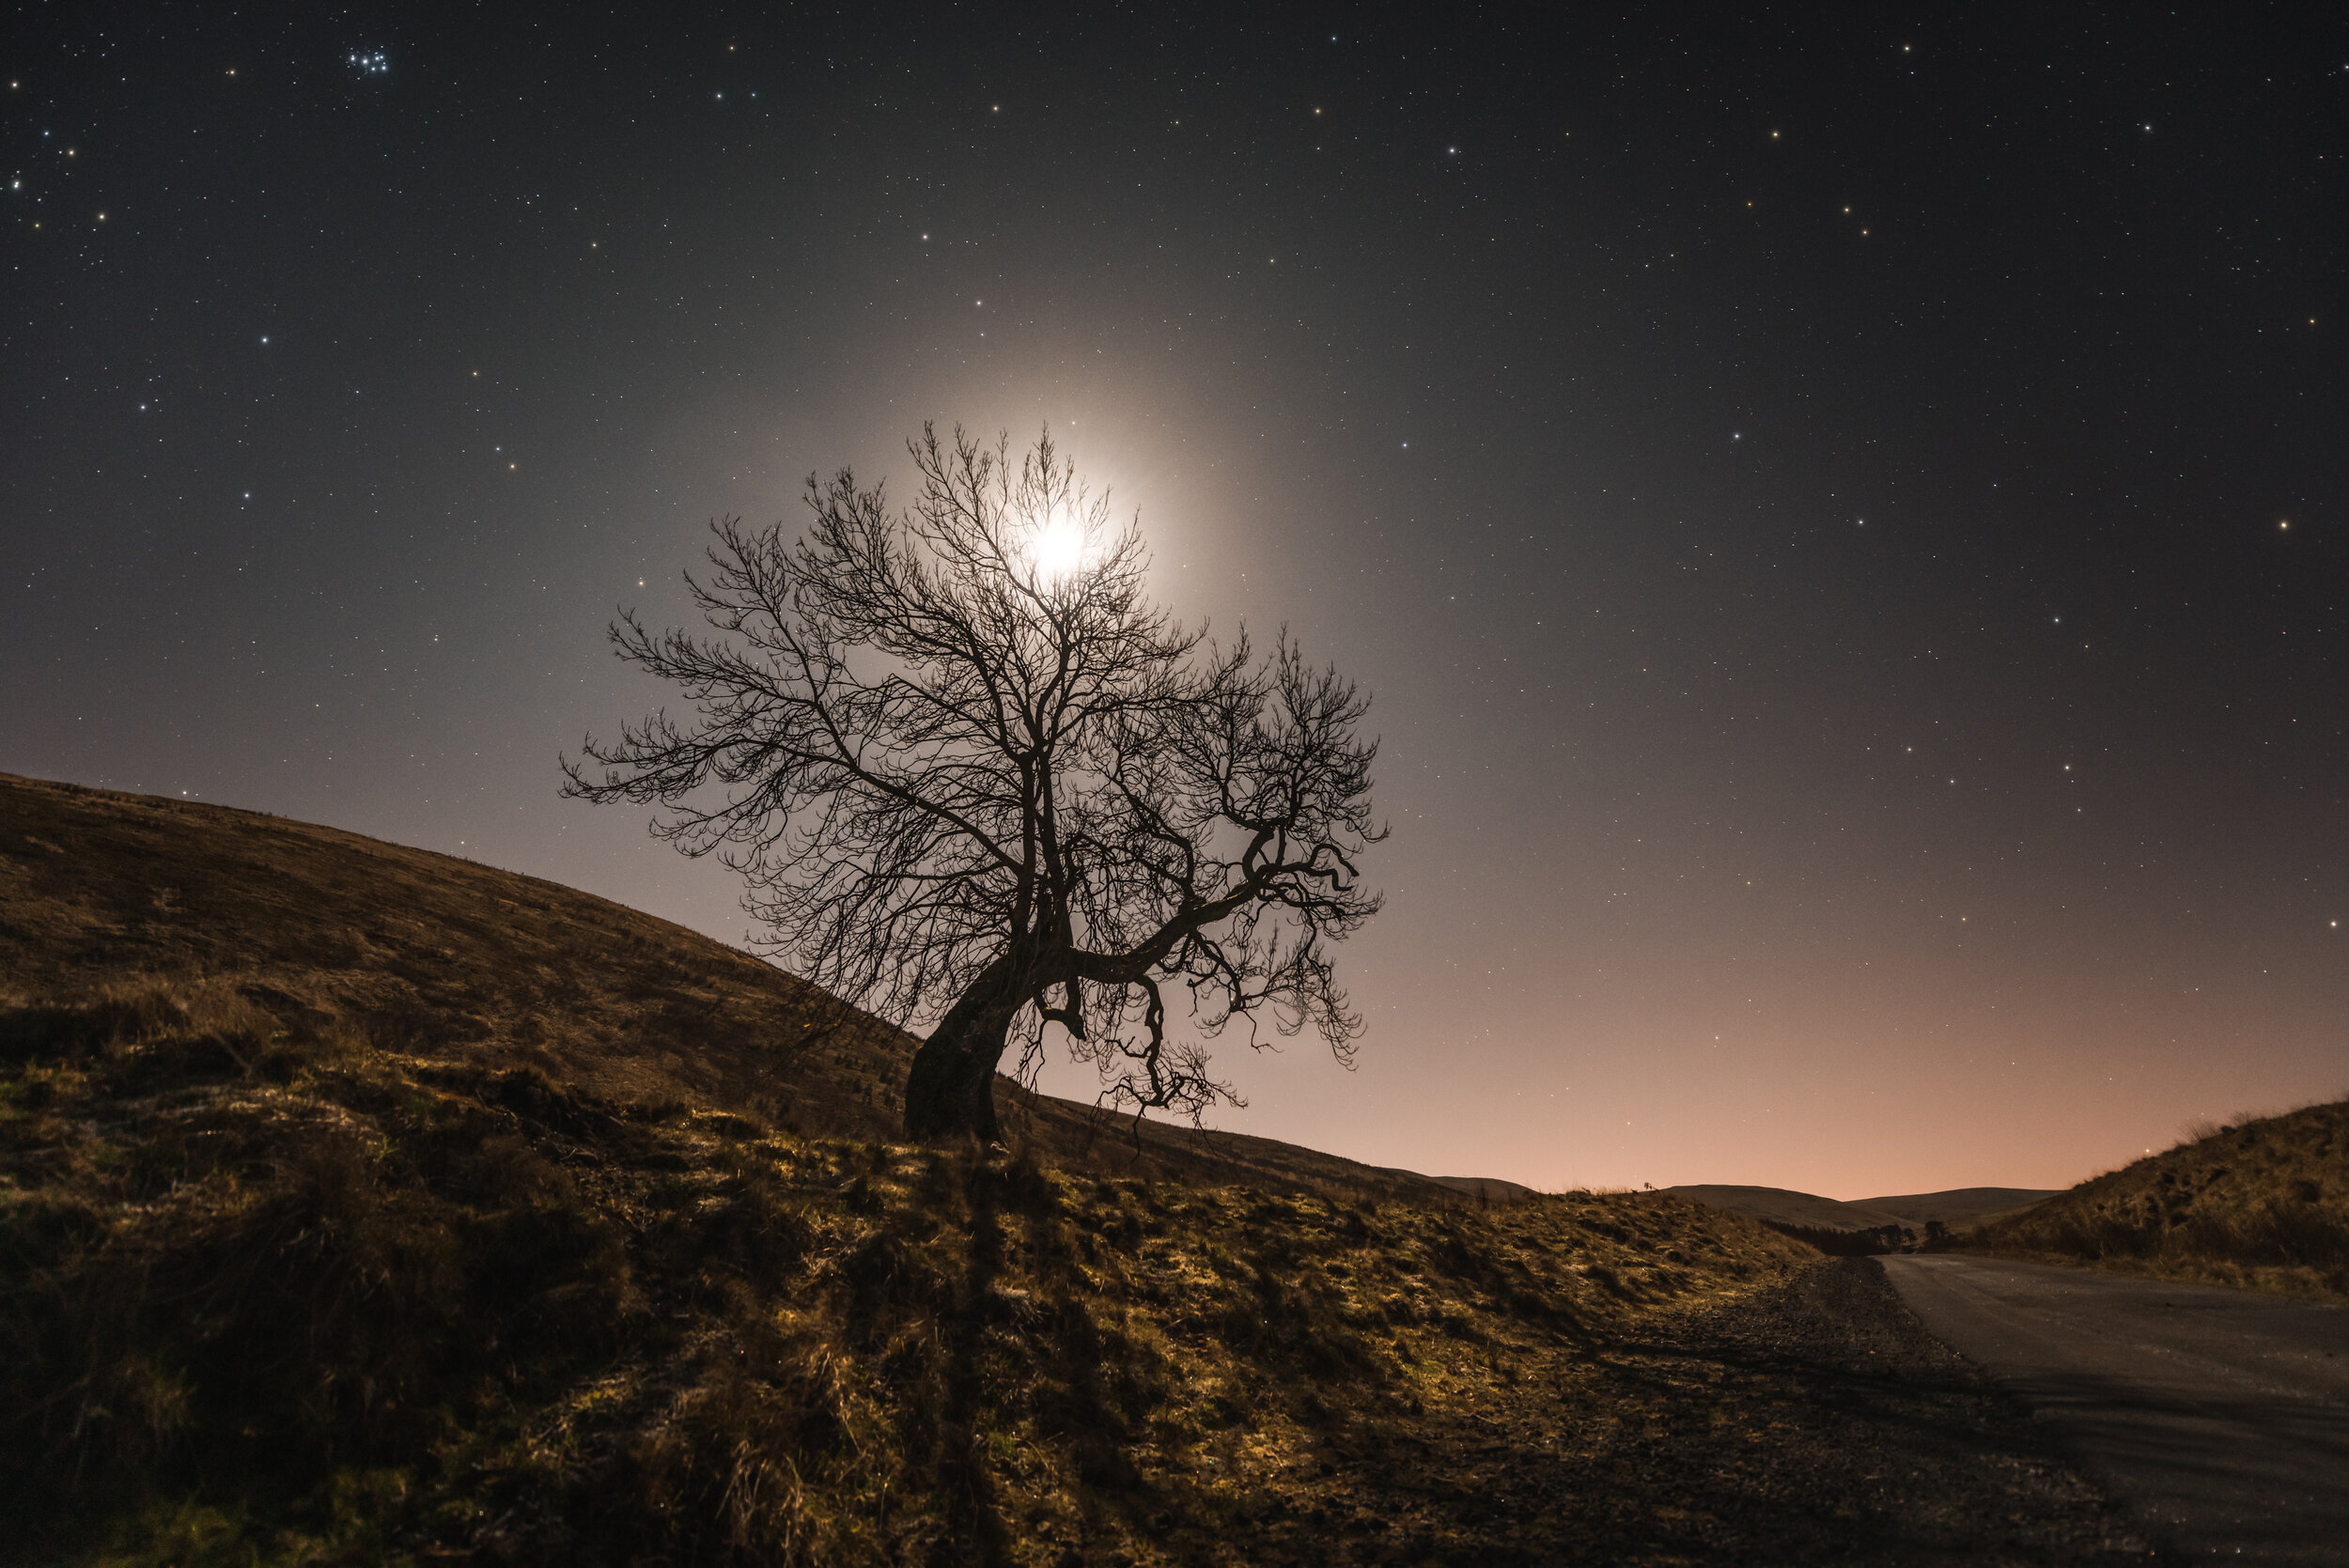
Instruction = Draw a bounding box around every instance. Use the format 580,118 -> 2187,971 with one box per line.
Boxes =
1880,1255 -> 2349,1564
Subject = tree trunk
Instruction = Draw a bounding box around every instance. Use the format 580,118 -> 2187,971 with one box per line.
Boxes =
904,953 -> 1030,1143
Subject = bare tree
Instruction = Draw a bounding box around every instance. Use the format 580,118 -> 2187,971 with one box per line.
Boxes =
563,427 -> 1385,1142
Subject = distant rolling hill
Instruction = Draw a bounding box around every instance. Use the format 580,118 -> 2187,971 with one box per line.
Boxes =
1665,1184 -> 2062,1233
1856,1187 -> 2064,1228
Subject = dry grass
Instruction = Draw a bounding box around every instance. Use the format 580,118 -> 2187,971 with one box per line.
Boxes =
1965,1100 -> 2349,1296
0,770 -> 1507,1200
1,975 -> 1808,1565
0,773 -> 1821,1563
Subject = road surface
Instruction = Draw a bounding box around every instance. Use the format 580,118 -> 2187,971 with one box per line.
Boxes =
1879,1254 -> 2349,1563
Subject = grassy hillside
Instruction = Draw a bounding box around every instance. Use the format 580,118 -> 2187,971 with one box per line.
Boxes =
0,771 -> 1468,1200
1,775 -> 1818,1563
1968,1102 -> 2349,1296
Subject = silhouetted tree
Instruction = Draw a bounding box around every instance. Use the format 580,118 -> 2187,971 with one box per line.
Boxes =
564,427 -> 1385,1141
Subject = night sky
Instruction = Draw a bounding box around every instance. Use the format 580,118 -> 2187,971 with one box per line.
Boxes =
8,6 -> 2344,1197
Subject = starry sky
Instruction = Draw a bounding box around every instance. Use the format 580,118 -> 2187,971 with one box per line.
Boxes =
7,5 -> 2344,1198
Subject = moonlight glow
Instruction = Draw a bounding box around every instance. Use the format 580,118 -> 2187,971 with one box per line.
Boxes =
8,3 -> 2339,1210
1032,521 -> 1084,580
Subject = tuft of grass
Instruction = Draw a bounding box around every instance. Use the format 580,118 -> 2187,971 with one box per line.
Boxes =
1965,1098 -> 2349,1296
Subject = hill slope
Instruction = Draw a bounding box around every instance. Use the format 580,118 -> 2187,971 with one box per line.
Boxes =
0,771 -> 1463,1199
1968,1102 -> 2349,1296
1853,1188 -> 2062,1228
1,773 -> 1825,1563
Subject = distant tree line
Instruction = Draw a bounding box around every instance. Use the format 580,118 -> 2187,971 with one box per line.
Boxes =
1759,1219 -> 1920,1257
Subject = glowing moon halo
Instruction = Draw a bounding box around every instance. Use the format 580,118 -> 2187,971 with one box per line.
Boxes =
1032,522 -> 1084,580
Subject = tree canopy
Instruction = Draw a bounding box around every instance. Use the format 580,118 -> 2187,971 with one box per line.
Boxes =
564,427 -> 1385,1141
